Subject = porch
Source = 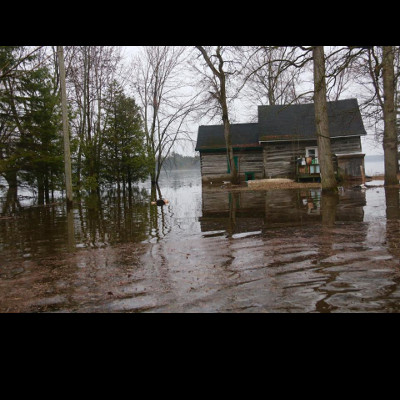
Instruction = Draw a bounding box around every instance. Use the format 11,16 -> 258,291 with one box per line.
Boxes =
295,154 -> 338,182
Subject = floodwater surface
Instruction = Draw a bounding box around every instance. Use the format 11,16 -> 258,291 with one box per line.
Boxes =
1,169 -> 400,313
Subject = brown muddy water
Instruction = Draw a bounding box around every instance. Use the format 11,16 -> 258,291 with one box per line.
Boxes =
1,169 -> 400,313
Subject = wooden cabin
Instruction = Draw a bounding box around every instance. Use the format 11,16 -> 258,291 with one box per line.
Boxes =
195,98 -> 367,183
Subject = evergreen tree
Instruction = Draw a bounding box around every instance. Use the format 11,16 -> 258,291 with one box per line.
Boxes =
0,47 -> 63,205
101,82 -> 149,191
17,66 -> 63,203
0,46 -> 25,202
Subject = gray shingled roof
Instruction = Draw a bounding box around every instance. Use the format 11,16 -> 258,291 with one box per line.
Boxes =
258,98 -> 367,141
195,99 -> 367,151
195,123 -> 260,151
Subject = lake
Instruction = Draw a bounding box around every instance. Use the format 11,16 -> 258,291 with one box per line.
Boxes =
364,154 -> 385,175
1,168 -> 400,312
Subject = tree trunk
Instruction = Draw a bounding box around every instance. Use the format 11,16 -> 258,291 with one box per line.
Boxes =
3,171 -> 19,214
2,187 -> 20,215
382,46 -> 399,186
150,167 -> 157,185
37,174 -> 44,205
223,119 -> 238,184
313,46 -> 337,191
149,149 -> 157,185
127,169 -> 132,195
385,186 -> 400,219
220,70 -> 238,184
57,46 -> 73,208
44,172 -> 50,204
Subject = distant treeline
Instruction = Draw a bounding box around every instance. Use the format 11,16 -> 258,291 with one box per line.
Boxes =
162,153 -> 200,170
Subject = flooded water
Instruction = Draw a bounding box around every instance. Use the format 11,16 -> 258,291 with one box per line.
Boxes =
1,169 -> 400,313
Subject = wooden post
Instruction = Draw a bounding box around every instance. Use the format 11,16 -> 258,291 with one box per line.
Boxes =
57,46 -> 73,208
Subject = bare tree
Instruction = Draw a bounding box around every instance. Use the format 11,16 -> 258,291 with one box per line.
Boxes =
131,46 -> 199,186
242,46 -> 372,189
241,46 -> 304,106
349,46 -> 399,184
194,46 -> 240,184
324,46 -> 357,101
66,46 -> 123,192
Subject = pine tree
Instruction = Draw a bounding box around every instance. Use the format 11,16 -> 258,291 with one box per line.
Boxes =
0,47 -> 63,205
101,82 -> 149,192
17,66 -> 63,203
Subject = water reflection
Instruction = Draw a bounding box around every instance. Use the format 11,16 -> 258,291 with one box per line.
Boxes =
0,170 -> 202,263
385,187 -> 400,259
0,171 -> 374,265
67,207 -> 75,252
75,188 -> 154,247
321,191 -> 339,227
0,187 -> 154,263
2,169 -> 400,313
200,187 -> 366,236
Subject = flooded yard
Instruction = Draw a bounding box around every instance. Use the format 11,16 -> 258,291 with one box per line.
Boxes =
1,169 -> 400,312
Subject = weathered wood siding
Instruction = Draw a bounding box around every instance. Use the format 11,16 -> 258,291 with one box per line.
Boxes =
262,136 -> 363,178
330,136 -> 362,154
331,137 -> 364,178
336,154 -> 365,178
200,150 -> 264,182
263,141 -> 309,178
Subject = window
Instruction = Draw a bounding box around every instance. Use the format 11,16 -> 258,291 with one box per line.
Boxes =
306,147 -> 318,158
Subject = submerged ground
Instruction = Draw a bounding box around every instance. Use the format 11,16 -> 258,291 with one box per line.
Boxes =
1,170 -> 400,313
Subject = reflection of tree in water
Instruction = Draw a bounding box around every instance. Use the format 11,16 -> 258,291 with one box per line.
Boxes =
76,187 -> 152,247
1,181 -> 176,255
321,191 -> 339,227
200,187 -> 366,236
314,191 -> 340,312
148,184 -> 172,242
384,187 -> 400,258
0,201 -> 67,260
66,207 -> 75,252
77,194 -> 105,247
